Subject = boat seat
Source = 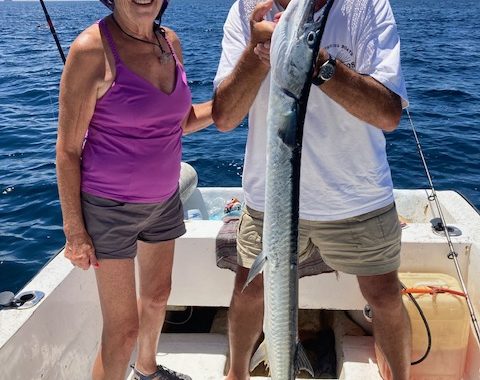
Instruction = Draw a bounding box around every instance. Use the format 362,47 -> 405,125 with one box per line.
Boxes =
179,162 -> 198,204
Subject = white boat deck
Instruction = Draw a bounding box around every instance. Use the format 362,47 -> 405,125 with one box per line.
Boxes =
1,188 -> 479,379
127,334 -> 230,380
125,334 -> 383,380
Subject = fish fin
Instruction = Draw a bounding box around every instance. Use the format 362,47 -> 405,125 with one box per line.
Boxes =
242,250 -> 267,292
295,342 -> 314,377
249,339 -> 268,372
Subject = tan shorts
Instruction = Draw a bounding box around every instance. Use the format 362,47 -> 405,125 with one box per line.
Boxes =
236,203 -> 401,276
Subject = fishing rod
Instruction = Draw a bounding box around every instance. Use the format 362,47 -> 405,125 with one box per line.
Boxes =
38,0 -> 66,64
405,108 -> 480,347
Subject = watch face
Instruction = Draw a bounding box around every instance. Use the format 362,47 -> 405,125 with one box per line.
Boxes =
320,63 -> 335,80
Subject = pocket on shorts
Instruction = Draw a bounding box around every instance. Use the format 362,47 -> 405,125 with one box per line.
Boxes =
355,205 -> 401,248
237,211 -> 246,235
238,209 -> 262,244
377,206 -> 401,242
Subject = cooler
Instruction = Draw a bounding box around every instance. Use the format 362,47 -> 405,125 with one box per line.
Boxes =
377,272 -> 470,380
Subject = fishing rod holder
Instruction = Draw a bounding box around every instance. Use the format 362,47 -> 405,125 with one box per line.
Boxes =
0,290 -> 44,310
430,218 -> 462,237
363,304 -> 373,323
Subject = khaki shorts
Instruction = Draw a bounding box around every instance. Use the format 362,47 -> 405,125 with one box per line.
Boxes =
236,203 -> 401,276
81,190 -> 186,260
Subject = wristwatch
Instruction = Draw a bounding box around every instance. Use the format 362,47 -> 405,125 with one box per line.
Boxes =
312,54 -> 336,86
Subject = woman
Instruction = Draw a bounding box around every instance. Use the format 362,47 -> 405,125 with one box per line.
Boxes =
55,0 -> 212,378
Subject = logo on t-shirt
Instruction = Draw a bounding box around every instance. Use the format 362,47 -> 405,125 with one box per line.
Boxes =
325,43 -> 355,70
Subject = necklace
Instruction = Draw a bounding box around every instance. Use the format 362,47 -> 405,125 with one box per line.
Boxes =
111,15 -> 173,64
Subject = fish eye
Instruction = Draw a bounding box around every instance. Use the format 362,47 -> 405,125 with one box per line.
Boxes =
306,31 -> 316,46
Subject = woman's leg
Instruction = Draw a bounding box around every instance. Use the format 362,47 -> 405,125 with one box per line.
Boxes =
134,239 -> 175,374
92,258 -> 138,380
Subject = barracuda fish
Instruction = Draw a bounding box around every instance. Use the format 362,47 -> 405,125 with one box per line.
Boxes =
246,0 -> 334,378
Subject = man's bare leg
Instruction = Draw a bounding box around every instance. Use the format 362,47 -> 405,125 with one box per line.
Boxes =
358,270 -> 411,380
225,266 -> 264,380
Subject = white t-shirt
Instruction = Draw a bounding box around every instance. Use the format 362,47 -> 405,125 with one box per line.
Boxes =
214,0 -> 409,221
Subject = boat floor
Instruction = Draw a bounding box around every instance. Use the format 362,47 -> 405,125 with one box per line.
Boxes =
125,333 -> 382,380
126,308 -> 383,380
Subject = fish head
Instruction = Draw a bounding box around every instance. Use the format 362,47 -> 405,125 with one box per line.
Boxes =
270,0 -> 324,99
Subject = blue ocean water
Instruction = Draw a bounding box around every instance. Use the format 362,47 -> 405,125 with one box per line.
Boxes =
0,0 -> 479,294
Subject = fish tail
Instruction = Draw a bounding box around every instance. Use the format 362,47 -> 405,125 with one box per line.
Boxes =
249,339 -> 268,372
295,341 -> 314,377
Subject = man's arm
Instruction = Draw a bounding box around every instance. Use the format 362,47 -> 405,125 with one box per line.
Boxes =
314,49 -> 402,132
311,0 -> 406,132
212,0 -> 275,132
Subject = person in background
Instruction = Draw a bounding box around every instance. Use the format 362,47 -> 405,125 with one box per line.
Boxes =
212,0 -> 411,379
55,0 -> 212,378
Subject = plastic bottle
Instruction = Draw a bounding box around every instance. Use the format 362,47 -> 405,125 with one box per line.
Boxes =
206,197 -> 225,220
187,209 -> 203,220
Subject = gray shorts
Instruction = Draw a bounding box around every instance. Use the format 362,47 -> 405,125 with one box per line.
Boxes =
237,203 -> 401,276
81,190 -> 186,260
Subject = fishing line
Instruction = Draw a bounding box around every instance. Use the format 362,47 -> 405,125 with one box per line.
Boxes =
45,81 -> 58,124
38,0 -> 66,64
405,108 -> 480,346
38,0 -> 65,121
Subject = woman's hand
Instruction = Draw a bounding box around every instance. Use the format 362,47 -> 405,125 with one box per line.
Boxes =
64,231 -> 98,270
182,101 -> 213,135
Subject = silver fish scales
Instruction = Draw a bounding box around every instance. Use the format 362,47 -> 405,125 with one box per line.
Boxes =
246,0 -> 334,378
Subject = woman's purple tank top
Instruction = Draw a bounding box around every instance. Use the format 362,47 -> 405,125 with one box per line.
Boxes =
81,18 -> 192,203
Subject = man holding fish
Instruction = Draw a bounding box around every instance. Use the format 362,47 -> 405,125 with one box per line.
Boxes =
213,0 -> 410,379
